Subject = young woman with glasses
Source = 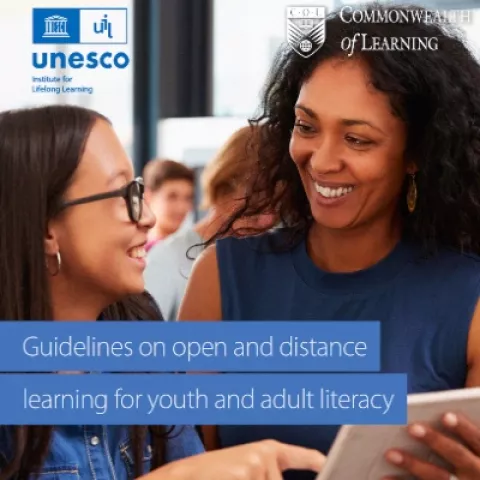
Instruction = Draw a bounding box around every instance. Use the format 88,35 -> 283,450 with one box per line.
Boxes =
0,105 -> 324,480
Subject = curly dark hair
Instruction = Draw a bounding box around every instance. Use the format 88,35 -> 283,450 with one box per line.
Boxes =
208,2 -> 480,255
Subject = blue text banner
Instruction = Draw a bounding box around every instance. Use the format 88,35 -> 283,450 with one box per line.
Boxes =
0,321 -> 380,372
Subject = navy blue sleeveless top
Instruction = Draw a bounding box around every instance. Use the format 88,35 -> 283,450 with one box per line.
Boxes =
215,230 -> 480,480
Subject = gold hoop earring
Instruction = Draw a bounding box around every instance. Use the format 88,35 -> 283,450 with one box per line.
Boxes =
407,173 -> 417,213
46,252 -> 62,276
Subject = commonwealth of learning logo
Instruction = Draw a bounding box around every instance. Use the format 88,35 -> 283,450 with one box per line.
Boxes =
286,7 -> 326,58
286,5 -> 472,58
32,8 -> 128,45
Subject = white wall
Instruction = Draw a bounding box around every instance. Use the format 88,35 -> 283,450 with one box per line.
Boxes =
157,117 -> 250,166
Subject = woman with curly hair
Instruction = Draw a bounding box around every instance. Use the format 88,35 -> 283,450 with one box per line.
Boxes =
179,3 -> 480,480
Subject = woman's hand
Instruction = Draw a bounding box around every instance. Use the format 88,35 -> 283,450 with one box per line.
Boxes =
140,440 -> 325,480
382,412 -> 480,480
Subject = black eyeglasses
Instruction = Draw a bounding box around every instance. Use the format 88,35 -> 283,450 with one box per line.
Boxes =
56,177 -> 145,223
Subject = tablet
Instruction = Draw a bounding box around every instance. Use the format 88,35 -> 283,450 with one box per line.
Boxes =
316,387 -> 480,480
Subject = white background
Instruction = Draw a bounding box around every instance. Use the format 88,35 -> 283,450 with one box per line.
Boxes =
79,8 -> 128,44
0,0 -> 133,146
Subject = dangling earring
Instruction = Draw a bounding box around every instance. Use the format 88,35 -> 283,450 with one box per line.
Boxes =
46,252 -> 62,276
407,173 -> 417,213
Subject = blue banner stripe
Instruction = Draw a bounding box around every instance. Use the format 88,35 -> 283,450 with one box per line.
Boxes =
0,321 -> 381,372
1,373 -> 407,425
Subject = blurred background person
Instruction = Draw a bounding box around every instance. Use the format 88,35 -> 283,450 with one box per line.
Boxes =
144,125 -> 277,321
143,159 -> 195,251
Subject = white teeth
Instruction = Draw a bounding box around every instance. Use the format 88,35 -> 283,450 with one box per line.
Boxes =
128,246 -> 146,259
314,183 -> 354,198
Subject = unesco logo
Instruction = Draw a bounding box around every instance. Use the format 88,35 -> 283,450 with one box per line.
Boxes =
32,7 -> 130,69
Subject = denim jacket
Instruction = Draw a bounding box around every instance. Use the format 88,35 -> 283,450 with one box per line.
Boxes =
0,425 -> 204,479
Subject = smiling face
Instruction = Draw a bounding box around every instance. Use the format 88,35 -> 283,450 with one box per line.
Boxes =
47,119 -> 156,303
289,58 -> 414,232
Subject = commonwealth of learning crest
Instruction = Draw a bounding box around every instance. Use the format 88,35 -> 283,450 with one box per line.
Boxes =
286,6 -> 326,58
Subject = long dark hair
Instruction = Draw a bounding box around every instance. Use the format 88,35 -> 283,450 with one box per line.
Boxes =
207,3 -> 480,255
0,105 -> 170,479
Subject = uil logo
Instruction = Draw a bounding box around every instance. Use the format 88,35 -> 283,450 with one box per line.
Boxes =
286,7 -> 326,58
